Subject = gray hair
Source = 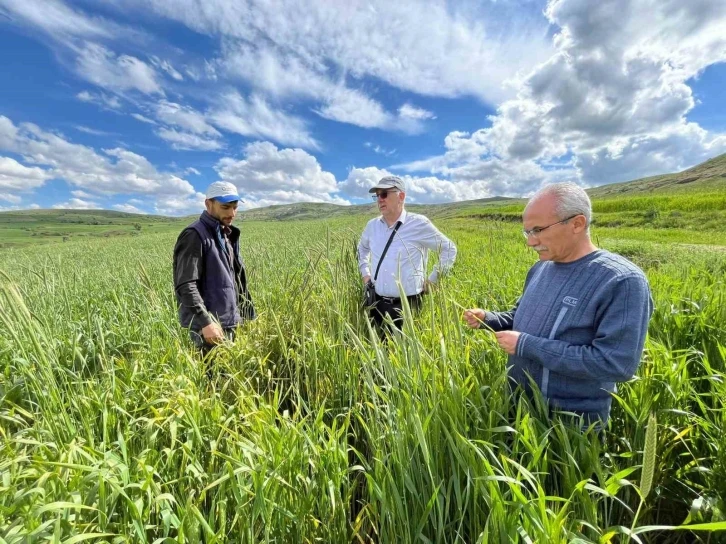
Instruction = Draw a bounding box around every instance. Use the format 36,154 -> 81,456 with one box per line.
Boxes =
527,182 -> 592,229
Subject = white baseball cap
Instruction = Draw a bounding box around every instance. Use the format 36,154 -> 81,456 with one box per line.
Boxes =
205,181 -> 241,203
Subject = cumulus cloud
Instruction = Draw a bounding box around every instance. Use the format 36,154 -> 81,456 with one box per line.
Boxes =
336,166 -> 391,200
0,192 -> 23,204
154,191 -> 206,215
396,0 -> 726,192
52,197 -> 99,209
216,141 -> 348,207
0,115 -> 196,201
0,156 -> 53,191
113,202 -> 145,213
71,190 -> 94,198
336,164 -> 548,204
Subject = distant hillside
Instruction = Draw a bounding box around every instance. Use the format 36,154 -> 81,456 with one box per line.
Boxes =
236,196 -> 514,221
587,153 -> 726,197
0,209 -> 185,248
236,202 -> 370,221
0,208 -> 180,225
2,153 -> 725,248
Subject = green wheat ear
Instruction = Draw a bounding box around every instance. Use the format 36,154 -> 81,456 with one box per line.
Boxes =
640,413 -> 658,499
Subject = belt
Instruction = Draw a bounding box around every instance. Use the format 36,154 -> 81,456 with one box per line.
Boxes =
378,292 -> 423,303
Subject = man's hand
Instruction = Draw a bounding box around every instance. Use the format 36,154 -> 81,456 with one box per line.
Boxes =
363,275 -> 371,285
463,309 -> 486,329
494,331 -> 521,355
201,323 -> 224,344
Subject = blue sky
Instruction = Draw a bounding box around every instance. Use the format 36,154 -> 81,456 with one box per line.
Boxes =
1,0 -> 725,215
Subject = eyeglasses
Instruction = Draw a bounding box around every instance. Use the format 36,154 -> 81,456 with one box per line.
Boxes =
522,214 -> 581,238
372,190 -> 398,200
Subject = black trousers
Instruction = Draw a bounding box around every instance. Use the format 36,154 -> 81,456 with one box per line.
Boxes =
369,292 -> 424,332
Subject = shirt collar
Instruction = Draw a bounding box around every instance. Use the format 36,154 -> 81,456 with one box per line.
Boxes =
378,208 -> 407,226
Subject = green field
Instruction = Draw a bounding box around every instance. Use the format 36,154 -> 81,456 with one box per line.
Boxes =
1,204 -> 726,542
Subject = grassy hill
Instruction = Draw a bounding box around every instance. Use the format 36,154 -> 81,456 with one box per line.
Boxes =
587,153 -> 726,197
1,153 -> 725,248
0,209 -> 186,248
234,196 -> 514,222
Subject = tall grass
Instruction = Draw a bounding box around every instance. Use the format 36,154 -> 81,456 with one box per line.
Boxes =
1,219 -> 725,542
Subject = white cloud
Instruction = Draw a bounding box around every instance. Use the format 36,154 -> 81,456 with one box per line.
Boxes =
0,156 -> 53,191
155,100 -> 220,136
75,42 -> 163,95
130,0 -> 553,104
0,192 -> 22,204
150,56 -> 184,80
52,198 -> 99,209
185,167 -> 201,175
336,165 -> 540,204
313,87 -> 391,130
0,115 -> 196,200
76,90 -> 122,110
364,142 -> 396,157
398,104 -> 435,121
395,0 -> 726,193
113,202 -> 145,213
216,141 -> 347,207
75,125 -> 117,136
220,42 -> 437,133
0,0 -> 115,40
71,190 -> 94,198
131,113 -> 156,124
154,191 -> 206,215
156,128 -> 223,151
210,91 -> 318,149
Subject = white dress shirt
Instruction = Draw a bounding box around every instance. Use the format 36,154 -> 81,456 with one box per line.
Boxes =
358,209 -> 457,297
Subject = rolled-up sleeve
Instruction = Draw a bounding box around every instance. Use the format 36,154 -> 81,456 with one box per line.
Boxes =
419,220 -> 457,282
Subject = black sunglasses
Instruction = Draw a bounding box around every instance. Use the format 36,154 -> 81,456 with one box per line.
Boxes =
371,190 -> 398,200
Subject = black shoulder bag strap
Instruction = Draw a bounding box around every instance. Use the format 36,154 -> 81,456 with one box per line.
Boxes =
373,220 -> 402,282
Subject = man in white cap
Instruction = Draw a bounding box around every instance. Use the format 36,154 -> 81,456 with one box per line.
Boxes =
173,181 -> 255,354
358,175 -> 457,332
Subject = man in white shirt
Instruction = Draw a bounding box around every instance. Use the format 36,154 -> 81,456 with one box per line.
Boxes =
358,175 -> 457,331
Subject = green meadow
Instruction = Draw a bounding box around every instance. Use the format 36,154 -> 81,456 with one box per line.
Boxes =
2,155 -> 726,542
1,187 -> 726,543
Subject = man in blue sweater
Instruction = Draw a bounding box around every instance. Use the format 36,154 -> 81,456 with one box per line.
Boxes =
464,183 -> 653,426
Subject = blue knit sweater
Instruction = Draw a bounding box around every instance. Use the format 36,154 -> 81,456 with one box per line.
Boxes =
483,249 -> 653,422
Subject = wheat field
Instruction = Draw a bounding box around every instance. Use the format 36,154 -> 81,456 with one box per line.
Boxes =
1,217 -> 725,543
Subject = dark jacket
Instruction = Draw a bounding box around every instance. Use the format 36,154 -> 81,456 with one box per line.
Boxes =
173,211 -> 255,331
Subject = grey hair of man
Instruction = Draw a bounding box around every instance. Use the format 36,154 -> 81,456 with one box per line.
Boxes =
526,182 -> 592,233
